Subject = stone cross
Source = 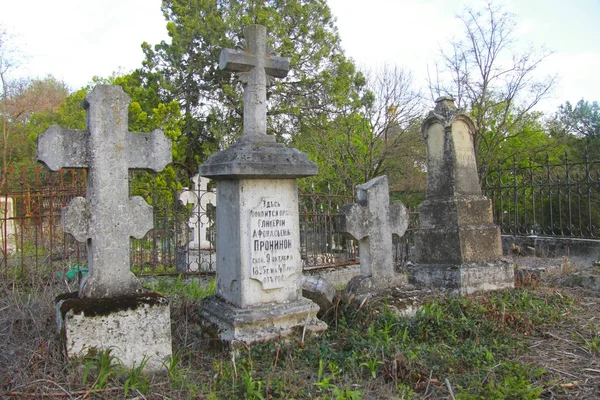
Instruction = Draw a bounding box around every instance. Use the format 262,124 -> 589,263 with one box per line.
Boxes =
37,85 -> 172,299
219,24 -> 289,140
179,174 -> 216,250
336,176 -> 409,281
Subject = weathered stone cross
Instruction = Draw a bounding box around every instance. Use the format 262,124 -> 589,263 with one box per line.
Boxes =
336,176 -> 409,281
179,174 -> 216,250
219,24 -> 289,139
37,85 -> 172,299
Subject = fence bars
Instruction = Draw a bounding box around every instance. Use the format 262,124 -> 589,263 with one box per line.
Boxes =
480,153 -> 600,239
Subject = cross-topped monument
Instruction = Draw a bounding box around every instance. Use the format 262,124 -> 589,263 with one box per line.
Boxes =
179,174 -> 216,250
199,24 -> 325,343
37,85 -> 172,299
219,24 -> 289,141
336,176 -> 409,292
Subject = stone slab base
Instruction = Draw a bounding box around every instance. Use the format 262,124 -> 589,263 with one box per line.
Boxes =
344,273 -> 408,299
201,295 -> 327,344
407,260 -> 514,295
56,292 -> 172,371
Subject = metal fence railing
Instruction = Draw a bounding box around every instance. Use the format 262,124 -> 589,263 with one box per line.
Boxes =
480,153 -> 600,238
1,166 -> 417,279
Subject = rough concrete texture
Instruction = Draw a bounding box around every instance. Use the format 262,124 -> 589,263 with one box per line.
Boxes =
219,24 -> 289,139
56,294 -> 172,371
199,140 -> 317,179
302,275 -> 339,315
179,174 -> 216,250
407,260 -> 514,295
502,235 -> 600,265
202,295 -> 326,344
411,97 -> 513,293
336,176 -> 409,294
37,85 -> 172,299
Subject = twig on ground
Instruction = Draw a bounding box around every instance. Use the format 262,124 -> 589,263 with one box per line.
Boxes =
445,378 -> 456,400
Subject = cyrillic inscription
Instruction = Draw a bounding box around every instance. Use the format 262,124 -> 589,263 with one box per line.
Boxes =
250,198 -> 295,289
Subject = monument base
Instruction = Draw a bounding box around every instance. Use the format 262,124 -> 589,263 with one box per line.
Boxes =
56,292 -> 172,371
344,273 -> 408,298
407,260 -> 514,295
201,295 -> 327,344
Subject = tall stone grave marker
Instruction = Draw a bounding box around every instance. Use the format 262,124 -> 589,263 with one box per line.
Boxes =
336,175 -> 409,294
178,174 -> 216,271
199,25 -> 326,343
37,85 -> 173,370
408,96 -> 514,294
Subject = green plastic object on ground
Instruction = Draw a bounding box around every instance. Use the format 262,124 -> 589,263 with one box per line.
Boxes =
56,265 -> 88,281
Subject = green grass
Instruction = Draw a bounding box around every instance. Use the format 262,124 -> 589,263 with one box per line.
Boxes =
3,277 -> 584,399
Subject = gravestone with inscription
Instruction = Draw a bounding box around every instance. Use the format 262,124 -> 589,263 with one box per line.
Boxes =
336,175 -> 409,295
199,24 -> 326,343
37,85 -> 173,370
0,197 -> 16,254
408,96 -> 514,294
178,174 -> 216,271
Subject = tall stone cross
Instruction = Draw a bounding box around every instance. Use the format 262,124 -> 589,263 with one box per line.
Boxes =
336,176 -> 409,281
37,85 -> 172,299
219,24 -> 289,140
179,174 -> 216,250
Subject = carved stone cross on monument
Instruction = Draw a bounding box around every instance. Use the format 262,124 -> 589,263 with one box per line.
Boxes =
179,174 -> 216,250
337,176 -> 409,283
37,85 -> 172,299
219,24 -> 289,140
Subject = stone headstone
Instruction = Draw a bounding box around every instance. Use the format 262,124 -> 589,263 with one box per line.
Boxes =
0,197 -> 16,254
178,174 -> 216,271
336,175 -> 409,294
408,96 -> 514,294
37,85 -> 173,370
199,25 -> 326,343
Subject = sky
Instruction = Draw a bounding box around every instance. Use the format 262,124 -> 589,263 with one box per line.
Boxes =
2,0 -> 600,114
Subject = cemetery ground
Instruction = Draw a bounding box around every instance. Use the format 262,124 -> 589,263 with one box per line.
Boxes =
1,257 -> 599,399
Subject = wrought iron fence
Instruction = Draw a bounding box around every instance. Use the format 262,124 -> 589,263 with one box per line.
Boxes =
3,166 -> 420,278
480,153 -> 600,238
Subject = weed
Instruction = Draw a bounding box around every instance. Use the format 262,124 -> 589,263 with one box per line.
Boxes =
123,356 -> 149,397
584,336 -> 600,354
359,352 -> 383,378
240,368 -> 265,400
81,348 -> 120,390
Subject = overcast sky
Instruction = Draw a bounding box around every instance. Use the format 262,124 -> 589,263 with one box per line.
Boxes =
2,0 -> 599,114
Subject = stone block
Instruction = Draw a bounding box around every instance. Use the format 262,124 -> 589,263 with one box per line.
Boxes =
56,292 -> 172,371
407,260 -> 515,295
418,195 -> 494,227
202,295 -> 326,344
414,225 -> 502,264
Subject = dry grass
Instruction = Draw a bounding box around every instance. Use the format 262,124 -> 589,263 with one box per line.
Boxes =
0,257 -> 599,399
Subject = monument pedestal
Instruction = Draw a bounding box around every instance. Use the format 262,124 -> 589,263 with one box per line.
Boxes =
202,296 -> 325,344
407,260 -> 514,295
56,292 -> 172,371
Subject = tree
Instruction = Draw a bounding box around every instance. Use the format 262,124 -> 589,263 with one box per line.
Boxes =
0,74 -> 70,184
139,0 -> 367,183
429,1 -> 556,168
294,64 -> 423,194
548,99 -> 600,160
0,25 -> 19,186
